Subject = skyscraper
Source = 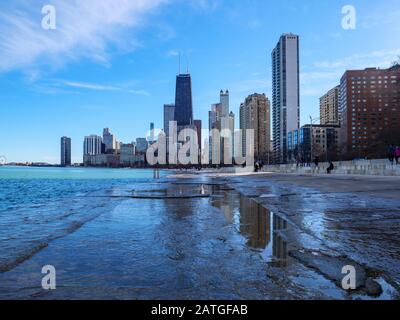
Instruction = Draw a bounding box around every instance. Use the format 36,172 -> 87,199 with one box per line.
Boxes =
220,90 -> 230,117
174,74 -> 193,127
320,85 -> 340,126
272,33 -> 300,163
136,137 -> 149,154
163,104 -> 175,136
84,135 -> 102,156
103,128 -> 116,153
193,120 -> 202,161
208,90 -> 235,164
240,93 -> 271,161
60,136 -> 71,167
149,122 -> 155,144
209,104 -> 220,130
193,120 -> 202,148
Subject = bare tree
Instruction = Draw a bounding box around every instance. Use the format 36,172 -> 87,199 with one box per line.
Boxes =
391,55 -> 400,67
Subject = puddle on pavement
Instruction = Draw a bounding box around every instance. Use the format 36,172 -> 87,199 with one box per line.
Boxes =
132,184 -> 210,198
208,184 -> 399,299
209,185 -> 291,268
134,182 -> 398,299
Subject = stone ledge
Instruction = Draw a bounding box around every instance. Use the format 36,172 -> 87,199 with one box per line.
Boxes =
264,159 -> 400,177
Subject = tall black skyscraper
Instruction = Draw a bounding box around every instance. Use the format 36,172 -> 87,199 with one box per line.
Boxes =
174,74 -> 193,127
61,136 -> 71,167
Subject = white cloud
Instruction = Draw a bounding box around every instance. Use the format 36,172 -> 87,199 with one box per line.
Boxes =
314,49 -> 400,70
166,49 -> 180,57
62,81 -> 120,91
300,70 -> 343,98
230,78 -> 271,95
189,0 -> 220,12
300,71 -> 343,85
52,80 -> 150,96
360,9 -> 400,30
302,49 -> 400,97
0,0 -> 167,73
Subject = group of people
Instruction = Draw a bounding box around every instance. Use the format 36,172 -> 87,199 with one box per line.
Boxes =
388,145 -> 400,165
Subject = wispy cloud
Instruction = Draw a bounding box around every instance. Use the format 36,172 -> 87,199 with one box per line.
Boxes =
360,9 -> 400,30
166,49 -> 180,57
0,0 -> 167,73
188,0 -> 220,12
300,70 -> 343,97
314,49 -> 400,70
60,80 -> 150,96
230,78 -> 271,95
302,48 -> 400,97
62,81 -> 120,91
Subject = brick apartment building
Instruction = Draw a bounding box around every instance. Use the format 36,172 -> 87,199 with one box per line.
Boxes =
339,65 -> 400,159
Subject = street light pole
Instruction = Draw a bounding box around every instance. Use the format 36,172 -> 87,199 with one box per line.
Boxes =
310,115 -> 313,164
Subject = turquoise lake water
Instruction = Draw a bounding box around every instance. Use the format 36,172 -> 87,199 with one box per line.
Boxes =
0,166 -> 166,276
0,165 -> 281,299
0,166 -> 161,179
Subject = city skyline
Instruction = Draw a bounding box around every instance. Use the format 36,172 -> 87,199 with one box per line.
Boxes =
1,0 -> 400,163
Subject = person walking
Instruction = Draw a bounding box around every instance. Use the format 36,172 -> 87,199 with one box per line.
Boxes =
395,146 -> 400,165
314,156 -> 319,167
388,144 -> 395,164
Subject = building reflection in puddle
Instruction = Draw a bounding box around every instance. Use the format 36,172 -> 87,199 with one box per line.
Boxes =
133,184 -> 209,198
272,214 -> 288,267
211,186 -> 289,267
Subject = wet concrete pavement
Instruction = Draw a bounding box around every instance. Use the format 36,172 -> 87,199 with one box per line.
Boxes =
221,173 -> 400,299
0,172 -> 399,300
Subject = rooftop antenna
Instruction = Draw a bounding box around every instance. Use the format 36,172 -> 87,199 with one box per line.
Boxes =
178,52 -> 181,75
186,53 -> 189,74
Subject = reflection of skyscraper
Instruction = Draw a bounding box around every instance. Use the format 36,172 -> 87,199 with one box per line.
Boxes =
60,136 -> 71,167
174,74 -> 193,127
239,196 -> 270,249
272,214 -> 288,267
211,187 -> 236,224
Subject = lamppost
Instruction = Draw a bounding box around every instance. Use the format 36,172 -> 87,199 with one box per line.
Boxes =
309,116 -> 320,164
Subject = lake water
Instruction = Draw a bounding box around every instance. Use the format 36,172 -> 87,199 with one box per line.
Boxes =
0,166 -> 288,299
0,167 -> 161,274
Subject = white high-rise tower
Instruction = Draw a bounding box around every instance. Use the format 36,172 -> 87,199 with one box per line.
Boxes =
272,33 -> 300,163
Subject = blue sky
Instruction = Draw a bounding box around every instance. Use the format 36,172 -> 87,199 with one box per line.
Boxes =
1,0 -> 399,163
